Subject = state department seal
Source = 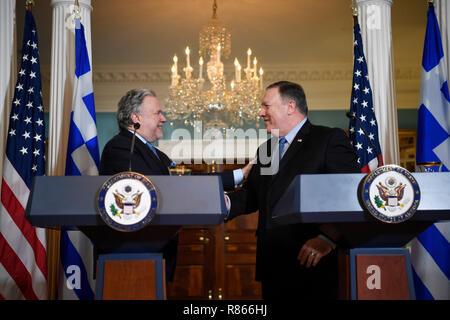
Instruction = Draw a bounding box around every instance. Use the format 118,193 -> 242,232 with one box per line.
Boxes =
97,172 -> 158,232
361,165 -> 420,224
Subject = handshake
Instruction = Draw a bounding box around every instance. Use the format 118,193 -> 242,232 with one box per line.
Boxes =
224,158 -> 255,211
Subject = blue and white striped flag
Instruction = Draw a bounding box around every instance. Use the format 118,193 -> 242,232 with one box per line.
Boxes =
410,2 -> 450,300
58,18 -> 99,300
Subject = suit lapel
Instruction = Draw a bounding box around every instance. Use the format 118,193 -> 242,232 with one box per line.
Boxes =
268,120 -> 312,209
139,141 -> 170,174
154,148 -> 170,174
126,131 -> 169,175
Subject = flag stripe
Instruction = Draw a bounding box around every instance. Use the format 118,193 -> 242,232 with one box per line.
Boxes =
1,179 -> 46,275
60,231 -> 95,300
412,267 -> 434,300
410,237 -> 449,299
435,221 -> 450,241
73,95 -> 97,141
2,157 -> 29,208
0,233 -> 38,300
0,248 -> 25,300
82,92 -> 96,120
70,144 -> 98,175
422,6 -> 444,72
0,205 -> 47,298
417,224 -> 450,279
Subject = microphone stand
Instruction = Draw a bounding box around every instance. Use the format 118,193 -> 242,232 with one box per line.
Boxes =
128,122 -> 140,171
346,111 -> 381,163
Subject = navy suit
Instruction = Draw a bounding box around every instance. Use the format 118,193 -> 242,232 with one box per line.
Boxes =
227,120 -> 360,299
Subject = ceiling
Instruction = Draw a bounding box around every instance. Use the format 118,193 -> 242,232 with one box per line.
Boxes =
16,0 -> 427,68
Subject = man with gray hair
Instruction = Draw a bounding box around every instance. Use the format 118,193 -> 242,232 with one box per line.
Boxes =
101,88 -> 173,175
100,88 -> 252,282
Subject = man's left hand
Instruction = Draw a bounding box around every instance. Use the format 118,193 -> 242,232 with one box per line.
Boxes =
298,236 -> 333,268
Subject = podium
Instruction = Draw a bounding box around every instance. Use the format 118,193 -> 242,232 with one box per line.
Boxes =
26,175 -> 227,300
271,172 -> 450,300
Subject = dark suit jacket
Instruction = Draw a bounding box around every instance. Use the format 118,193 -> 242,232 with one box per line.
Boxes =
100,129 -> 235,189
227,120 -> 360,299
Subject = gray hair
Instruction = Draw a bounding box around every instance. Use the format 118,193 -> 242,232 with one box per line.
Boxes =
117,88 -> 156,130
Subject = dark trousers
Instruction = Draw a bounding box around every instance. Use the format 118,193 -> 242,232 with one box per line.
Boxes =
258,225 -> 339,300
260,250 -> 338,300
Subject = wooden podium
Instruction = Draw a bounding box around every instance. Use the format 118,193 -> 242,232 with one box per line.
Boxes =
271,172 -> 450,300
25,175 -> 227,300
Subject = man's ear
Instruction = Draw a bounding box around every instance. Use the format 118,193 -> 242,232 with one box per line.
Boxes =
130,113 -> 139,123
287,100 -> 297,115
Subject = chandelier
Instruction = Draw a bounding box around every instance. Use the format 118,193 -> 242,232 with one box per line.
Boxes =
165,0 -> 264,130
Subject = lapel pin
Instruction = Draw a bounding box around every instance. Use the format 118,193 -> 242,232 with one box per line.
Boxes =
297,139 -> 303,143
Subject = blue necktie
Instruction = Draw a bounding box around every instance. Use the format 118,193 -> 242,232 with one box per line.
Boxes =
146,142 -> 160,160
279,137 -> 287,159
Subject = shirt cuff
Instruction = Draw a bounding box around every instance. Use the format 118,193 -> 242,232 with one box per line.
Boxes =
233,169 -> 244,187
224,193 -> 231,218
318,234 -> 337,250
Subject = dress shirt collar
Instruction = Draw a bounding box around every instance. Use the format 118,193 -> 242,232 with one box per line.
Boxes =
127,129 -> 151,145
283,117 -> 308,146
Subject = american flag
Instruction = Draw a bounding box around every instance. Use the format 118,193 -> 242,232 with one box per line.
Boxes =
0,9 -> 47,300
348,23 -> 383,173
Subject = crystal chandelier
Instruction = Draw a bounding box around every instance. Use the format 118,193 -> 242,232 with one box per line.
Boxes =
165,0 -> 264,130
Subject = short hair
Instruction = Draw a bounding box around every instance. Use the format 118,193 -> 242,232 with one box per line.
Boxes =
117,88 -> 156,130
266,81 -> 308,115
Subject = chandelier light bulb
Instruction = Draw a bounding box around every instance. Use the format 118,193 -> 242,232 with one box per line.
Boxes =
185,47 -> 191,68
199,57 -> 204,80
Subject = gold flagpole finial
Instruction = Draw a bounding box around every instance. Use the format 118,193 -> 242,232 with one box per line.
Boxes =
428,0 -> 434,4
73,0 -> 81,20
351,0 -> 358,16
25,0 -> 35,11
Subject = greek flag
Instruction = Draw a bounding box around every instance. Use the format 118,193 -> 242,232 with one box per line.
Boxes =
58,19 -> 98,300
410,3 -> 450,300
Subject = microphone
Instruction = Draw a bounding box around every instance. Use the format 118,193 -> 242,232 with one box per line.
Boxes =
346,111 -> 381,164
128,122 -> 140,171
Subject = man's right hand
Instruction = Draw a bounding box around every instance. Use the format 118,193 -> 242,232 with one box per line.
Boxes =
242,158 -> 256,180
